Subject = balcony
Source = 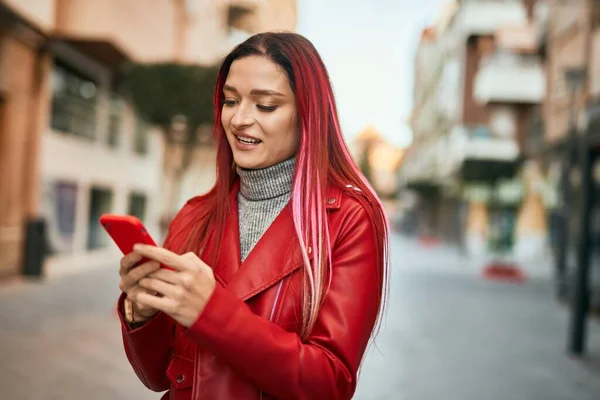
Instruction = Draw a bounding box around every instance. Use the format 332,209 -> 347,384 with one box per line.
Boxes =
460,125 -> 519,161
474,52 -> 545,104
450,125 -> 520,182
402,123 -> 520,186
458,1 -> 527,37
496,24 -> 540,54
400,142 -> 439,186
53,0 -> 177,64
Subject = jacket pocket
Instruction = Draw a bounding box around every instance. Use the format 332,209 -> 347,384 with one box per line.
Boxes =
166,354 -> 194,390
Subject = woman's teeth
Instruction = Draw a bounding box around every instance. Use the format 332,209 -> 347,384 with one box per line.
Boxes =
237,136 -> 261,144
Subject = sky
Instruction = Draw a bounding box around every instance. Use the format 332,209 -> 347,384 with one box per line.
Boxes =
296,0 -> 448,148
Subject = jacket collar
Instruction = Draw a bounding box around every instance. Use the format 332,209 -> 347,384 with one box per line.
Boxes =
211,180 -> 342,301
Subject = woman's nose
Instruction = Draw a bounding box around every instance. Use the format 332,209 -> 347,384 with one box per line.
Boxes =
231,106 -> 253,129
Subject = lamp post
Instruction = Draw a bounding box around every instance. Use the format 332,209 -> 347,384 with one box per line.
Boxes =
555,67 -> 587,300
565,66 -> 593,356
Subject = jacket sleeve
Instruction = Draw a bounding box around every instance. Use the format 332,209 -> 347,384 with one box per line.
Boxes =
185,206 -> 382,400
118,295 -> 175,392
117,204 -> 195,392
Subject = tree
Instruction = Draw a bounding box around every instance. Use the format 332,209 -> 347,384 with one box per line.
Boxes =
121,62 -> 220,231
358,142 -> 373,183
122,62 -> 219,144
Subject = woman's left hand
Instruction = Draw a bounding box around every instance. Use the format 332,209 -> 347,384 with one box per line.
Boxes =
132,244 -> 216,328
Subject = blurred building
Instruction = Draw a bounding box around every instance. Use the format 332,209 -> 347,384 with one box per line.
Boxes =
0,0 -> 297,279
401,0 -> 548,263
403,0 -> 600,354
350,125 -> 404,199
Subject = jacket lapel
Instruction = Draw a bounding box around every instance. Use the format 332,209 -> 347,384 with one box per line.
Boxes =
224,184 -> 343,302
225,203 -> 304,301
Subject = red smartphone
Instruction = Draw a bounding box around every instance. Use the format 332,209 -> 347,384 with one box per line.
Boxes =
100,214 -> 171,270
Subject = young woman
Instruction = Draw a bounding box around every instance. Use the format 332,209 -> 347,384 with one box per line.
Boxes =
117,32 -> 389,400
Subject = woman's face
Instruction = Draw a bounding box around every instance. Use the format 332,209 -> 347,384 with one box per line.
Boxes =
221,56 -> 300,170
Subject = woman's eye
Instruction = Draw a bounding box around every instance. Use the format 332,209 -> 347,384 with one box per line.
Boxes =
223,99 -> 237,107
257,104 -> 277,112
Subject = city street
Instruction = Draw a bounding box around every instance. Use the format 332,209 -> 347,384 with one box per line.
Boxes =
1,234 -> 600,400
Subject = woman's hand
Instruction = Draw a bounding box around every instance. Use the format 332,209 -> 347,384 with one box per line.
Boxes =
132,244 -> 217,328
118,253 -> 162,321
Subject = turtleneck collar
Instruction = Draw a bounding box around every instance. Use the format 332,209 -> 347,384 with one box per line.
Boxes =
236,157 -> 296,201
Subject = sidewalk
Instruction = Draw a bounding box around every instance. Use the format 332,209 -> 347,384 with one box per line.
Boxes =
0,235 -> 599,399
354,235 -> 600,400
0,266 -> 148,400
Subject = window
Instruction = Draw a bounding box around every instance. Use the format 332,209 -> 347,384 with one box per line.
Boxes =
43,181 -> 78,254
134,117 -> 149,155
128,192 -> 148,223
55,182 -> 78,238
228,5 -> 253,32
107,94 -> 123,148
50,61 -> 98,139
594,1 -> 600,28
87,187 -> 113,250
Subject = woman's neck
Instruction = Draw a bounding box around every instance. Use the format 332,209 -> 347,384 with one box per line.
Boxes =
236,157 -> 296,201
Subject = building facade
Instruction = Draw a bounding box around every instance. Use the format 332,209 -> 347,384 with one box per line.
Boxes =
0,0 -> 297,279
402,0 -> 549,265
403,0 -> 600,355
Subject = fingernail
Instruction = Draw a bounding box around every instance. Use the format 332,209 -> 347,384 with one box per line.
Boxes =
133,244 -> 143,251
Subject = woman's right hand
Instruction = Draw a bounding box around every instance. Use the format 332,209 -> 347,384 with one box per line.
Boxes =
118,252 -> 162,321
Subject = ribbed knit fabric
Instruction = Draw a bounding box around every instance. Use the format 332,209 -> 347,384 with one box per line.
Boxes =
236,157 -> 295,262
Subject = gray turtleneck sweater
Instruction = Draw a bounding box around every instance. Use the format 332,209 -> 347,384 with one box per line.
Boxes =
236,157 -> 295,261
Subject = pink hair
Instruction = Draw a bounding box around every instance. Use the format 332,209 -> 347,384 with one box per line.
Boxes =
180,32 -> 389,340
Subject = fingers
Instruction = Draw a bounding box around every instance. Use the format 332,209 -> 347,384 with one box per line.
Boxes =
139,277 -> 181,299
118,260 -> 161,293
133,245 -> 214,278
133,245 -> 198,272
149,268 -> 197,289
127,285 -> 154,303
119,252 -> 143,277
137,291 -> 178,314
149,268 -> 179,284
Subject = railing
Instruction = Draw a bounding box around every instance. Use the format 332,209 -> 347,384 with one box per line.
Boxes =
474,51 -> 545,104
466,125 -> 493,139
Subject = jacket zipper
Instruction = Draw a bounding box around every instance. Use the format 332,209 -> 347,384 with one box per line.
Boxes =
260,278 -> 286,400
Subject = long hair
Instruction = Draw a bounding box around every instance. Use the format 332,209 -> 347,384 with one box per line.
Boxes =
180,32 -> 389,340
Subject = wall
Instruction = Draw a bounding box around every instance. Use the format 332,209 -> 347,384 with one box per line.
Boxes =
0,34 -> 39,278
462,35 -> 494,126
2,0 -> 56,32
54,0 -> 177,62
545,0 -> 590,143
38,44 -> 164,276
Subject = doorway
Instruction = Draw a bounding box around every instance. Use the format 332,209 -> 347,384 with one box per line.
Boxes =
87,187 -> 113,250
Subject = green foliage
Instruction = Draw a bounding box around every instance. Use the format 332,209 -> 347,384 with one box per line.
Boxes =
487,207 -> 516,255
121,62 -> 220,142
359,151 -> 372,183
358,143 -> 373,184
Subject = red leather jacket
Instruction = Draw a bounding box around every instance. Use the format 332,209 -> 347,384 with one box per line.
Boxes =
118,182 -> 382,399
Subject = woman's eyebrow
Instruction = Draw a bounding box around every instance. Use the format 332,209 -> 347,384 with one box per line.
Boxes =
223,84 -> 284,97
250,89 -> 285,97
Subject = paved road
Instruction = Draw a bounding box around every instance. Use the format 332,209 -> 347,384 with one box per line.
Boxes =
1,234 -> 600,399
